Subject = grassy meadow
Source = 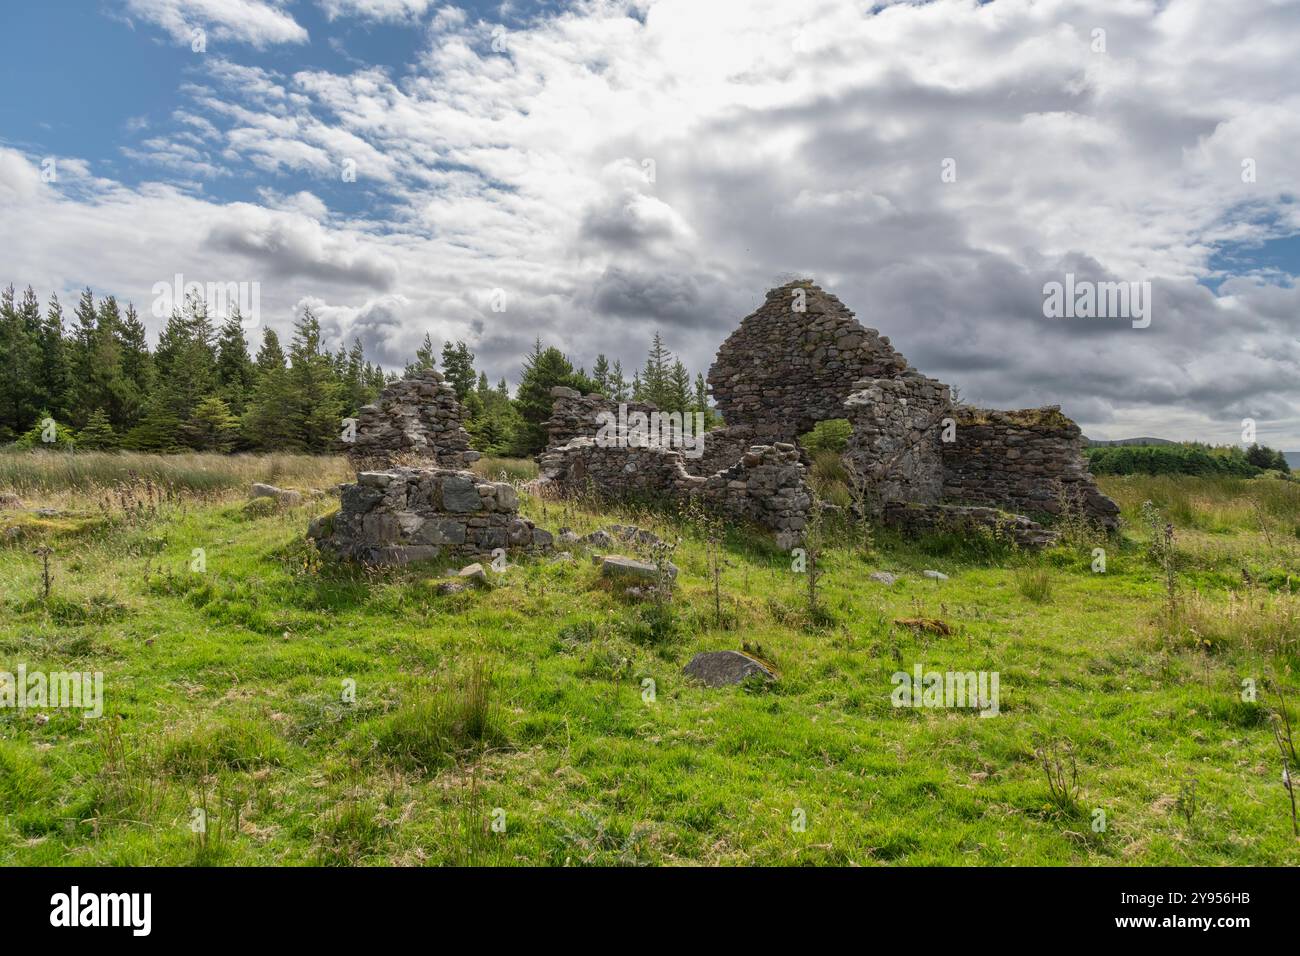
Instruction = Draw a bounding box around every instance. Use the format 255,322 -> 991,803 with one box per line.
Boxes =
1,449 -> 1298,865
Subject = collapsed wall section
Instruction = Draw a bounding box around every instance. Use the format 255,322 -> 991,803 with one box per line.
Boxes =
309,467 -> 553,566
940,406 -> 1120,529
347,369 -> 480,470
536,436 -> 811,549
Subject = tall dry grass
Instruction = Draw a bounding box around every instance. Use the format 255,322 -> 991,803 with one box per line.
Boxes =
1099,474 -> 1300,535
0,450 -> 351,499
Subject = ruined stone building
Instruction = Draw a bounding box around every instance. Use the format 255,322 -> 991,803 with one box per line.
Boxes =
537,279 -> 1118,546
314,280 -> 1118,564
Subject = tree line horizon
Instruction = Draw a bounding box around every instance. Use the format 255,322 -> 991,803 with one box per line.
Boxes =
0,284 -> 717,458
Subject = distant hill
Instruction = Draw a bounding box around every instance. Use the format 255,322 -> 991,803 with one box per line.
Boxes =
1083,437 -> 1178,447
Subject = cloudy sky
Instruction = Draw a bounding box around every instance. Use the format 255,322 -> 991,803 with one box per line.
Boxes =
1,0 -> 1298,446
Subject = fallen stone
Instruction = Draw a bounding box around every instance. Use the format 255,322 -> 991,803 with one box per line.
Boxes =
682,650 -> 777,687
458,563 -> 488,584
599,554 -> 677,583
583,530 -> 615,549
894,617 -> 952,636
922,569 -> 949,581
250,483 -> 302,507
0,493 -> 22,509
607,524 -> 665,549
869,571 -> 898,586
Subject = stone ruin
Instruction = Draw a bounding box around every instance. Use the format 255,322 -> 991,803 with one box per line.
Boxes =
314,278 -> 1118,564
309,467 -> 552,566
536,279 -> 1118,547
346,368 -> 480,470
312,370 -> 548,566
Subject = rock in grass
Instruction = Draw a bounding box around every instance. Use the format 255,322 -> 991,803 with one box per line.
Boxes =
922,569 -> 949,581
250,483 -> 302,507
458,563 -> 488,584
893,617 -> 952,636
583,529 -> 615,549
0,493 -> 22,509
599,554 -> 677,583
683,650 -> 777,687
869,571 -> 898,586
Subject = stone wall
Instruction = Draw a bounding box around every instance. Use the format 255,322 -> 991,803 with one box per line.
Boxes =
541,387 -> 659,453
940,406 -> 1120,529
707,280 -> 909,438
309,467 -> 552,566
842,372 -> 952,507
536,437 -> 811,549
347,369 -> 480,470
537,436 -> 694,497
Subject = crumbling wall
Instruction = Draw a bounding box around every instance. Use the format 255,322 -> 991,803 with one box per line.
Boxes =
541,387 -> 659,453
537,436 -> 694,497
310,467 -> 552,566
536,438 -> 811,549
842,372 -> 952,507
941,406 -> 1120,529
707,280 -> 908,438
348,369 -> 480,470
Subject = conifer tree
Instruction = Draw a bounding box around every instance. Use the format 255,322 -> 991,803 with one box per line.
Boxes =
77,409 -> 119,450
284,309 -> 343,451
35,293 -> 72,424
440,340 -> 477,400
0,285 -> 38,439
215,311 -> 256,416
404,332 -> 438,377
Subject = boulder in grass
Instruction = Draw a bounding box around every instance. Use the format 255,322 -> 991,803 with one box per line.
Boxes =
922,569 -> 949,581
458,562 -> 488,584
599,554 -> 677,583
250,483 -> 302,507
0,493 -> 22,509
682,650 -> 777,687
869,571 -> 898,586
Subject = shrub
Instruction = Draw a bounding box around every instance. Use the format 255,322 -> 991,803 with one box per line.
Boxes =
799,418 -> 852,454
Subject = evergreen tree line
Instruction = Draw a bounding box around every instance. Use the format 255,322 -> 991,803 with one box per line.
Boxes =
1,285 -> 715,458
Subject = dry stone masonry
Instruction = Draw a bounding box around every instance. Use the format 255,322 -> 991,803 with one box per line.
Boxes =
318,278 -> 1116,562
708,281 -> 908,438
941,405 -> 1120,529
842,372 -> 952,506
536,419 -> 811,549
310,467 -> 552,566
347,368 -> 480,470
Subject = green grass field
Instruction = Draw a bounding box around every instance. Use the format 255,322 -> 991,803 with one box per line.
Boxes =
1,451 -> 1298,865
